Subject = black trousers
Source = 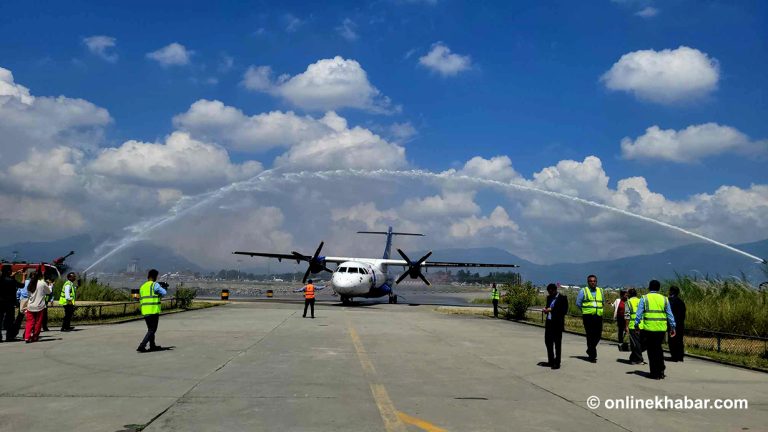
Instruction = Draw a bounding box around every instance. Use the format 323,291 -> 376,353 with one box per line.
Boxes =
0,302 -> 14,341
11,308 -> 25,339
643,330 -> 666,377
41,307 -> 49,330
492,299 -> 498,317
303,298 -> 315,317
629,328 -> 645,362
139,314 -> 160,349
582,314 -> 603,360
617,317 -> 626,345
61,304 -> 75,330
544,320 -> 563,367
668,325 -> 685,361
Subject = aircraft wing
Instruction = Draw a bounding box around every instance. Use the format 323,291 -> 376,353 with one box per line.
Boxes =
232,251 -> 350,265
374,259 -> 519,268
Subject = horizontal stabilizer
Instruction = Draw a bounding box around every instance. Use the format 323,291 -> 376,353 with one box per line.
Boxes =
357,231 -> 424,236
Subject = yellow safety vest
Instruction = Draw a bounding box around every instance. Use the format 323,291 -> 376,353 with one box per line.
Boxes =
581,287 -> 603,316
627,296 -> 643,330
140,281 -> 161,315
490,287 -> 500,300
59,281 -> 76,305
641,293 -> 668,332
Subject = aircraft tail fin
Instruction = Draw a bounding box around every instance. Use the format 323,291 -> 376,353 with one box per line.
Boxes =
357,227 -> 424,259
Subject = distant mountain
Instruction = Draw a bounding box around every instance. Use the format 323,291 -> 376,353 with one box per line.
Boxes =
0,235 -> 203,274
3,236 -> 765,285
421,240 -> 768,286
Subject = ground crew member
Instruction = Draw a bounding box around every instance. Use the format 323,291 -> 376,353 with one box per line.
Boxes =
633,280 -> 676,379
542,283 -> 568,369
294,279 -> 325,318
59,272 -> 77,332
490,283 -> 500,318
575,274 -> 604,363
137,269 -> 167,352
624,288 -> 645,364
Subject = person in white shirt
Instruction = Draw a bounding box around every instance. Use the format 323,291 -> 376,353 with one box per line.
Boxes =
24,271 -> 52,343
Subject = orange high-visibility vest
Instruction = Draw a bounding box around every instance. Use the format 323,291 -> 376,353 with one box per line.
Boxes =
305,284 -> 315,299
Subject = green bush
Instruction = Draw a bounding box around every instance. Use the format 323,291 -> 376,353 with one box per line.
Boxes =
502,282 -> 537,320
174,286 -> 197,309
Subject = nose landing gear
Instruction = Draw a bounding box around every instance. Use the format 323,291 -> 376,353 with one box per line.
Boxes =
388,294 -> 398,304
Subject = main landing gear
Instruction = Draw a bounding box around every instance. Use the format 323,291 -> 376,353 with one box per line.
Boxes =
388,294 -> 398,304
341,296 -> 352,305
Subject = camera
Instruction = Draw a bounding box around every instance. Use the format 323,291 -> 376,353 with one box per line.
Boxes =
158,281 -> 169,289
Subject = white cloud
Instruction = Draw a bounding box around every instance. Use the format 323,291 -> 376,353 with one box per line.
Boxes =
401,192 -> 480,217
635,7 -> 659,17
389,122 -> 417,142
449,207 -> 520,238
89,132 -> 262,192
83,35 -> 118,62
274,124 -> 407,170
146,43 -> 193,67
457,156 -> 521,183
332,202 -> 398,230
621,123 -> 767,163
418,42 -> 472,76
337,18 -> 358,41
173,99 -> 334,152
601,46 -> 719,103
0,66 -> 111,166
242,57 -> 396,113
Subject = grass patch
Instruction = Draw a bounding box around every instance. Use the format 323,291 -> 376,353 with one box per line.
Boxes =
44,301 -> 223,325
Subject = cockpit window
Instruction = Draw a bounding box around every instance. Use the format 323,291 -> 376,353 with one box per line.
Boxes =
348,267 -> 359,273
338,267 -> 347,273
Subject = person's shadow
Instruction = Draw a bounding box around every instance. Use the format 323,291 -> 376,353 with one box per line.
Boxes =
615,358 -> 634,365
626,370 -> 656,379
570,355 -> 595,363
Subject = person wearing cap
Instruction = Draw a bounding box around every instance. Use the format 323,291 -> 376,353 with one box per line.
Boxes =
59,272 -> 77,331
294,279 -> 325,318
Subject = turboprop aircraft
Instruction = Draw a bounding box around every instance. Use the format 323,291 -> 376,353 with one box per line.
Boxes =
233,227 -> 519,304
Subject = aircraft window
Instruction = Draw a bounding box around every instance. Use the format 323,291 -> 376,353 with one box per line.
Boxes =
349,267 -> 359,273
338,267 -> 347,273
361,268 -> 368,274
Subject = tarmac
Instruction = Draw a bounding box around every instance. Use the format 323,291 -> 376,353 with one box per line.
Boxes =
1,301 -> 766,432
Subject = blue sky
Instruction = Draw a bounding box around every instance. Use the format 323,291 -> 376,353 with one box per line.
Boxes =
1,0 -> 766,266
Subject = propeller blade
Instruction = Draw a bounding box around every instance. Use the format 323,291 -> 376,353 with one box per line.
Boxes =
322,266 -> 333,273
396,271 -> 409,284
415,251 -> 433,266
302,266 -> 312,284
312,241 -> 325,259
397,248 -> 411,264
418,273 -> 431,286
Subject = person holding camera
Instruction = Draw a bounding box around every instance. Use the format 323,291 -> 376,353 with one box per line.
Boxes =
137,269 -> 167,352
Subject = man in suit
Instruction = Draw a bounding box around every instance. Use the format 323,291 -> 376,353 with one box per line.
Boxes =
542,283 -> 569,369
667,285 -> 686,362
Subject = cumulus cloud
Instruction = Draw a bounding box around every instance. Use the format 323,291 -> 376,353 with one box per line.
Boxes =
621,123 -> 768,163
389,122 -> 418,142
336,18 -> 358,41
601,46 -> 719,103
418,42 -> 472,76
457,156 -> 522,182
83,35 -> 118,62
242,56 -> 397,113
0,66 -> 111,166
449,207 -> 520,238
173,99 -> 334,152
274,122 -> 407,170
89,131 -> 262,192
146,43 -> 193,67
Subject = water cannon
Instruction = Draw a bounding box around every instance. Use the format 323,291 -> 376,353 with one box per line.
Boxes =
52,251 -> 75,267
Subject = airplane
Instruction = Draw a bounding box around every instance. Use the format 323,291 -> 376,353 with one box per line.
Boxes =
233,227 -> 519,305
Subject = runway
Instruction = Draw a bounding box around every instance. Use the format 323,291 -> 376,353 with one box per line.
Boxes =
1,301 -> 766,431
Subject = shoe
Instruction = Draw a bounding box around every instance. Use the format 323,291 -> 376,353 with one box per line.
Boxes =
302,315 -> 306,318
136,346 -> 148,353
149,345 -> 164,351
551,365 -> 560,370
42,328 -> 49,332
66,326 -> 75,330
311,316 -> 315,319
60,328 -> 70,332
25,339 -> 31,344
589,358 -> 597,363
